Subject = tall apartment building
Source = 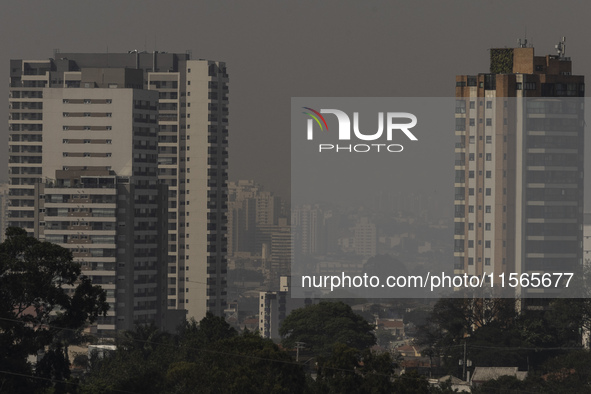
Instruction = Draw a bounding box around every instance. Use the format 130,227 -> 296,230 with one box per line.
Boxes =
453,40 -> 584,301
227,180 -> 285,256
8,51 -> 228,322
227,180 -> 260,255
292,204 -> 325,256
354,217 -> 377,258
8,65 -> 168,335
259,276 -> 308,339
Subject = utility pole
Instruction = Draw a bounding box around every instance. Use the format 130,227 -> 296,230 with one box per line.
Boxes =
463,340 -> 467,381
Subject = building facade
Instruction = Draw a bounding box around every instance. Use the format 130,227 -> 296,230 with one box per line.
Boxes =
7,51 -> 228,323
0,184 -> 8,242
453,41 -> 585,301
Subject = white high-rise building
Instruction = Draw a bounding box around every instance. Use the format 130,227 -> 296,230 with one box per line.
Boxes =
8,52 -> 228,322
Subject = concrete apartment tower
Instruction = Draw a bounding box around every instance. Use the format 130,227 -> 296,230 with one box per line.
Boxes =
453,38 -> 584,304
8,51 -> 228,325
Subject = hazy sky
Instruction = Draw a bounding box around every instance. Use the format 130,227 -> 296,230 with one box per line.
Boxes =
2,0 -> 591,200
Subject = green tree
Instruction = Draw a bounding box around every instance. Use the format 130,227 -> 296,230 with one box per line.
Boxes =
280,302 -> 376,356
312,344 -> 397,394
82,313 -> 307,394
0,227 -> 109,393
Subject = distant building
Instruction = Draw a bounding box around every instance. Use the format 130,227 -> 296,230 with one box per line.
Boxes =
227,180 -> 284,256
471,367 -> 527,387
292,204 -> 325,256
355,217 -> 376,258
376,318 -> 405,338
258,276 -> 308,339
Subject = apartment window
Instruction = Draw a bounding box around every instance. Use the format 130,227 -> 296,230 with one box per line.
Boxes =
188,68 -> 191,73
84,113 -> 91,117
63,113 -> 69,117
468,240 -> 474,248
188,81 -> 191,85
468,258 -> 474,265
63,99 -> 69,104
486,171 -> 491,178
63,139 -> 68,144
468,223 -> 474,231
84,99 -> 91,104
106,113 -> 112,117
485,241 -> 491,248
485,258 -> 491,266
106,99 -> 112,104
486,153 -> 492,161
63,126 -> 69,131
469,136 -> 475,144
469,171 -> 474,178
469,206 -> 474,213
106,140 -> 112,144
485,206 -> 491,213
486,101 -> 492,109
486,118 -> 492,126
469,101 -> 475,109
63,153 -> 68,157
486,136 -> 492,143
106,126 -> 112,130
485,223 -> 491,230
485,188 -> 491,196
469,188 -> 475,196
525,82 -> 536,90
469,153 -> 475,161
469,118 -> 475,126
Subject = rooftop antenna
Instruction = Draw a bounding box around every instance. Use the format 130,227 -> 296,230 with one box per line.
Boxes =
555,36 -> 566,59
518,27 -> 528,48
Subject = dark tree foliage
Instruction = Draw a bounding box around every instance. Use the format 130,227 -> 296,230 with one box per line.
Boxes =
415,296 -> 590,378
81,313 -> 307,394
279,301 -> 376,356
0,227 -> 109,393
311,343 -> 397,394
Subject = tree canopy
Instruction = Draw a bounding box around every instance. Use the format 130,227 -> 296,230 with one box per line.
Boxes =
0,227 -> 109,393
279,301 -> 376,356
81,313 -> 307,394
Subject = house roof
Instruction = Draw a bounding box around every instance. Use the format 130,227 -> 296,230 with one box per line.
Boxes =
377,319 -> 404,329
437,375 -> 468,385
472,367 -> 527,382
